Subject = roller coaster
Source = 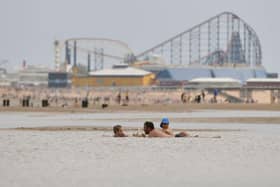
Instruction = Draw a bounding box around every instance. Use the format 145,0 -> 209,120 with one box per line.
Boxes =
55,12 -> 262,72
137,12 -> 262,67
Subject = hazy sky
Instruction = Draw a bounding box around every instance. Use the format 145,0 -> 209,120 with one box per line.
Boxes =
0,0 -> 279,73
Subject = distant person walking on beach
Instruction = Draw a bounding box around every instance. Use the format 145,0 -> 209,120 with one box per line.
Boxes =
213,88 -> 218,103
116,92 -> 121,105
181,92 -> 187,103
113,125 -> 128,137
125,91 -> 129,103
201,90 -> 205,102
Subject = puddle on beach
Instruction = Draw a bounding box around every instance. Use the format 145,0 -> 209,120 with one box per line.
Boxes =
1,110 -> 280,135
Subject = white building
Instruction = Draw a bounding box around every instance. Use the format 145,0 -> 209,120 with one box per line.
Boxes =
187,78 -> 242,88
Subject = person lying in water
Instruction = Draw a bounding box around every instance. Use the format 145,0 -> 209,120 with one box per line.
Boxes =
113,125 -> 145,137
160,117 -> 190,137
143,121 -> 172,137
113,125 -> 128,137
160,117 -> 174,136
113,122 -> 195,138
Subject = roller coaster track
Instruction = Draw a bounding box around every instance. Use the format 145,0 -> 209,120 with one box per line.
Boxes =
137,12 -> 262,67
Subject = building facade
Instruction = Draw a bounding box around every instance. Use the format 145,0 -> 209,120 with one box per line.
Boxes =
72,67 -> 155,87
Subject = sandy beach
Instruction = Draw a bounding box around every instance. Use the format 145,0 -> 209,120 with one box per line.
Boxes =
1,103 -> 280,112
1,103 -> 280,127
1,106 -> 280,187
2,0 -> 280,186
1,129 -> 280,187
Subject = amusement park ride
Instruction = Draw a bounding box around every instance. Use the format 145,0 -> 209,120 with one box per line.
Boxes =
54,12 -> 262,73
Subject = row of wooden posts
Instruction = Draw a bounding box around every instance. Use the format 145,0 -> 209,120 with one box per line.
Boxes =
2,99 -> 49,107
1,99 -> 95,108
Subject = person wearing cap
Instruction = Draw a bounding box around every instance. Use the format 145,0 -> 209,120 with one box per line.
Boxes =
160,118 -> 189,137
160,118 -> 174,136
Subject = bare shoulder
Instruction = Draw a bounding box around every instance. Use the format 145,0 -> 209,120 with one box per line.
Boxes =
150,129 -> 172,137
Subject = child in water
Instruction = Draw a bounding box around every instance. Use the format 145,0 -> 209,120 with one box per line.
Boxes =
113,125 -> 145,137
113,125 -> 128,137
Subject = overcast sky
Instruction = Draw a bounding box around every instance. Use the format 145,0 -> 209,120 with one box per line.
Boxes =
0,0 -> 279,73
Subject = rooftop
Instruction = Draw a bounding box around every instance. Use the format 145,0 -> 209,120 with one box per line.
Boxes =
189,78 -> 241,83
247,78 -> 280,82
89,67 -> 152,77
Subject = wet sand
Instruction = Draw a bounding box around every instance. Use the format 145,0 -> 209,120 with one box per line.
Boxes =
2,116 -> 280,132
1,103 -> 280,113
1,106 -> 280,186
0,130 -> 280,187
1,104 -> 280,131
7,126 -> 241,132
